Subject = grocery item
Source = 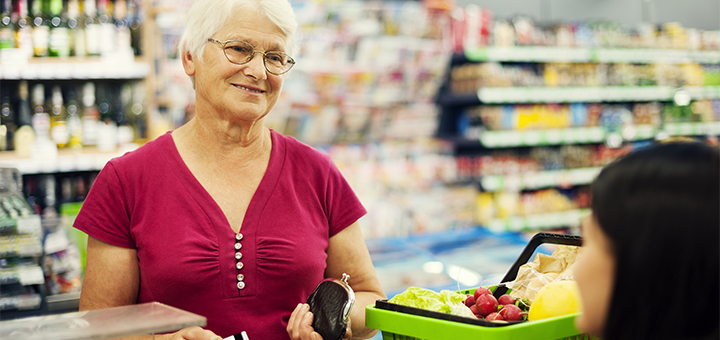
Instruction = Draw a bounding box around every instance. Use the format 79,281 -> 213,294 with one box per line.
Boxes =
527,280 -> 583,321
388,286 -> 476,318
507,244 -> 581,303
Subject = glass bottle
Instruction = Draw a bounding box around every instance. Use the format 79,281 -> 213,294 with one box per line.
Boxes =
0,0 -> 14,49
0,85 -> 15,150
65,83 -> 82,150
80,81 -> 99,145
66,0 -> 80,56
48,0 -> 70,57
31,0 -> 50,57
12,0 -> 33,58
49,84 -> 69,147
14,81 -> 35,157
82,0 -> 99,56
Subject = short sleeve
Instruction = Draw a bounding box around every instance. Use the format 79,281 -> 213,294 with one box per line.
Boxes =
324,158 -> 367,237
73,161 -> 136,249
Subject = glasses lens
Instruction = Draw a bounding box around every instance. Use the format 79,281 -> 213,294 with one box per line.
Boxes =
264,52 -> 294,74
223,41 -> 254,64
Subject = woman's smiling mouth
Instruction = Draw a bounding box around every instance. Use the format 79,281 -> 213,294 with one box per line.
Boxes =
233,84 -> 265,93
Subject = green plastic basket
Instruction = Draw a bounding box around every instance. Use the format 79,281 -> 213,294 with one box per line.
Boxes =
366,233 -> 592,340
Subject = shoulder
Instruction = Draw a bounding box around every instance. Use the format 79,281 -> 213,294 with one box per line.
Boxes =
103,132 -> 174,180
273,130 -> 334,168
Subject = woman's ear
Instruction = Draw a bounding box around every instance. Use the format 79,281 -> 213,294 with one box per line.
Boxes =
182,49 -> 196,76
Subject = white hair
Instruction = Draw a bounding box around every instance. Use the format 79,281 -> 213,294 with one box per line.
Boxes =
178,0 -> 298,63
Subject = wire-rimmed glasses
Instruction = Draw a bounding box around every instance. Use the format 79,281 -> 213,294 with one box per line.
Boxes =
207,38 -> 295,75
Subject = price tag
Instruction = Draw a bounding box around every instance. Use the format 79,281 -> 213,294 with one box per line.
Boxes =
523,130 -> 542,146
480,131 -> 498,147
545,129 -> 562,145
505,131 -> 523,146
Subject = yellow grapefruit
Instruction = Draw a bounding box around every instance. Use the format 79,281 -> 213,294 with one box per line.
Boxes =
527,280 -> 582,321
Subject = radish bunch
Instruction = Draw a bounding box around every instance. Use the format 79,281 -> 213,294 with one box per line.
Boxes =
463,287 -> 530,322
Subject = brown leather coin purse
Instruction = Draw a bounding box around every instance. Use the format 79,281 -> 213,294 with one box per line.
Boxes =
306,273 -> 355,340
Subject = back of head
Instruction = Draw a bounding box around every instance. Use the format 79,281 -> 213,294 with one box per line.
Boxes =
591,142 -> 719,339
178,0 -> 298,62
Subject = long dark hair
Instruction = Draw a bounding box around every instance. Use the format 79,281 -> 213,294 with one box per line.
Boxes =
591,142 -> 719,340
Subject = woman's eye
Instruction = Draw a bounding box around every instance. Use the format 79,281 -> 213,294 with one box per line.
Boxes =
266,54 -> 285,63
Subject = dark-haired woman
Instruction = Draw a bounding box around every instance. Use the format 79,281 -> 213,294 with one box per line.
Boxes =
574,142 -> 719,339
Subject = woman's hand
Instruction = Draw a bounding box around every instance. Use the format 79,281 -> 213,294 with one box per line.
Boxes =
286,303 -> 352,340
158,326 -> 223,340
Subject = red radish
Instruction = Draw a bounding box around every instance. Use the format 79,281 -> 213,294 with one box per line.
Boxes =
499,304 -> 525,321
485,312 -> 503,321
475,293 -> 498,317
473,286 -> 492,300
498,294 -> 515,306
469,304 -> 479,315
464,294 -> 476,307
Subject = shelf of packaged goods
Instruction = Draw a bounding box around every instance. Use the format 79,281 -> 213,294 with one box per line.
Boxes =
486,208 -> 590,232
0,146 -> 138,175
0,55 -> 151,80
464,46 -> 720,64
0,265 -> 45,286
0,233 -> 43,258
480,167 -> 603,192
0,292 -> 43,312
474,86 -> 720,104
475,122 -> 719,148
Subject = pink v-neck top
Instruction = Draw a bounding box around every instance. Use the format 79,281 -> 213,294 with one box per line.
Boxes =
73,130 -> 367,338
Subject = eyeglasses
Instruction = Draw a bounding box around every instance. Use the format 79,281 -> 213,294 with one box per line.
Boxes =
207,38 -> 295,75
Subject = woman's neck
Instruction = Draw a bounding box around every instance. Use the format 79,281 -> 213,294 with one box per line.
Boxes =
173,113 -> 270,168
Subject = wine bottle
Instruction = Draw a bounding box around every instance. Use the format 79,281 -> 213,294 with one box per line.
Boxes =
0,0 -> 14,49
82,0 -> 99,56
65,83 -> 82,149
15,81 -> 36,157
96,0 -> 113,56
31,0 -> 49,57
12,0 -> 33,58
130,80 -> 145,140
49,84 -> 69,147
66,0 -> 80,56
113,0 -> 130,56
48,0 -> 70,57
95,81 -> 117,151
31,82 -> 51,138
0,85 -> 15,150
80,81 -> 99,145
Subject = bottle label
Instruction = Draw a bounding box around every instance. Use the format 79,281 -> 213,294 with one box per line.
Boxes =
0,27 -> 13,49
51,122 -> 69,146
49,27 -> 71,57
85,24 -> 100,55
32,25 -> 50,56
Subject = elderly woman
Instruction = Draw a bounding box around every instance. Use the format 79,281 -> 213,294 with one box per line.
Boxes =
74,0 -> 386,339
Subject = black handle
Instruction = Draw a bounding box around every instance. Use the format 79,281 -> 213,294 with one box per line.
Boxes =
493,232 -> 582,298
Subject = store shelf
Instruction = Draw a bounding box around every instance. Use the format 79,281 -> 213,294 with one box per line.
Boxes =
473,122 -> 719,148
486,209 -> 590,232
464,46 -> 720,64
0,266 -> 45,286
480,167 -> 602,192
475,86 -> 720,104
478,126 -> 607,147
0,146 -> 138,175
0,55 -> 151,80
